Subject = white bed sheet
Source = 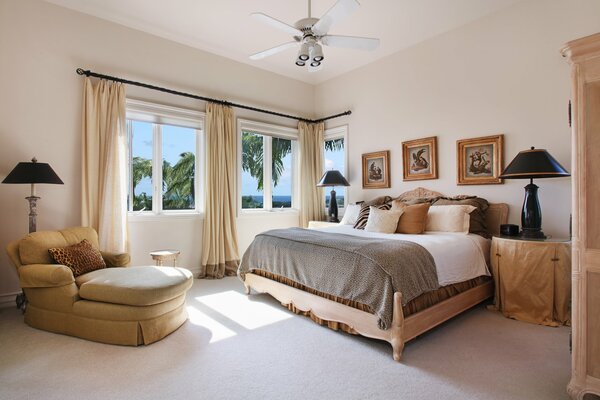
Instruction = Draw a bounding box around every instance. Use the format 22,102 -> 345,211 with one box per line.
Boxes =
315,225 -> 491,286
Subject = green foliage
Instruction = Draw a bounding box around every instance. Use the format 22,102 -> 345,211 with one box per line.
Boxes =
241,131 -> 266,191
241,195 -> 262,209
131,152 -> 195,211
325,138 -> 344,152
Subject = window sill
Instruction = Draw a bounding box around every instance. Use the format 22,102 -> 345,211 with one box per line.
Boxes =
128,212 -> 204,222
239,209 -> 300,218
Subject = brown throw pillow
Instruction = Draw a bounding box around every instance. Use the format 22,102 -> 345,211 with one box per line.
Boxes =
391,201 -> 431,234
48,239 -> 106,277
432,196 -> 490,238
354,203 -> 392,230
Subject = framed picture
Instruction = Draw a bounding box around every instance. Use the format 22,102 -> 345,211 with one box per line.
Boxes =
457,134 -> 504,185
402,136 -> 438,181
362,150 -> 390,189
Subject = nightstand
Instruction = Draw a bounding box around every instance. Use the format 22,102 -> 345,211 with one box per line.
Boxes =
490,235 -> 571,326
307,221 -> 340,229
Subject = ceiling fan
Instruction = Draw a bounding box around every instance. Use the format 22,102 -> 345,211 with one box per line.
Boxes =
249,0 -> 380,72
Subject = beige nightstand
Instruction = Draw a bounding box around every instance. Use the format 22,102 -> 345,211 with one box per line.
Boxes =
307,221 -> 339,229
490,235 -> 571,326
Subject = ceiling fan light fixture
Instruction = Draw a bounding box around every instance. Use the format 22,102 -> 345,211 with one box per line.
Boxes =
310,60 -> 321,67
311,43 -> 324,62
296,58 -> 306,67
298,43 -> 310,61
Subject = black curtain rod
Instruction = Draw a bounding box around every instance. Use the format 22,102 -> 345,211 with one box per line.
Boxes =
76,68 -> 351,124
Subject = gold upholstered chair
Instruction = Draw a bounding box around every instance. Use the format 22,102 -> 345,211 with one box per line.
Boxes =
6,226 -> 193,345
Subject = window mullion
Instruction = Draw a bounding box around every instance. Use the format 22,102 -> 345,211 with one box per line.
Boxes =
263,135 -> 273,211
127,120 -> 133,212
153,124 -> 162,214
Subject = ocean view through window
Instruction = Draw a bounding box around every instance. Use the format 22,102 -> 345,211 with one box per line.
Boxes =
324,134 -> 346,208
240,120 -> 298,212
126,100 -> 203,215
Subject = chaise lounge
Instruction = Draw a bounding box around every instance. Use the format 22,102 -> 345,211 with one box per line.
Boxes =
6,226 -> 193,345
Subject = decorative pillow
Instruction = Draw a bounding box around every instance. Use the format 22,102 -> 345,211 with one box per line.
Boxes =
48,239 -> 106,277
340,203 -> 362,225
425,205 -> 477,233
391,201 -> 431,234
365,206 -> 404,233
353,203 -> 392,230
432,196 -> 490,238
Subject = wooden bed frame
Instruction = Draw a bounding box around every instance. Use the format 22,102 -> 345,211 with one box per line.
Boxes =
243,188 -> 509,361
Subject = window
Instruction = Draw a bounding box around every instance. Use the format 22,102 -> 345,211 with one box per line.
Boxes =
239,120 -> 298,212
324,126 -> 348,209
127,100 -> 204,215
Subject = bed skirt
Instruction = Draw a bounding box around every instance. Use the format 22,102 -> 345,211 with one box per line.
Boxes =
252,269 -> 490,335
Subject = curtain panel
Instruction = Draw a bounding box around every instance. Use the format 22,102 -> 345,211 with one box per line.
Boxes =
201,102 -> 240,278
81,78 -> 128,253
298,121 -> 325,228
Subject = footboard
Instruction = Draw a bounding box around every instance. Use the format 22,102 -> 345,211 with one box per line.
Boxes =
243,272 -> 493,361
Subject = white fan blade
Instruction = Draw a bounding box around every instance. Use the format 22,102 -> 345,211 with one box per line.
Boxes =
312,0 -> 360,36
250,42 -> 299,60
321,35 -> 380,51
251,13 -> 303,37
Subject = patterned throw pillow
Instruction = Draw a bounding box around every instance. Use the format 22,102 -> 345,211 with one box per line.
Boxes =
48,239 -> 106,277
353,203 -> 392,230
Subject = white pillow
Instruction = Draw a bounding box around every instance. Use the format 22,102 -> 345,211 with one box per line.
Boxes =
340,203 -> 362,225
426,205 -> 477,233
365,206 -> 404,234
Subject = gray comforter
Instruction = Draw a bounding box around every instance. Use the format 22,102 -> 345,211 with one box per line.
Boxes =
238,228 -> 439,330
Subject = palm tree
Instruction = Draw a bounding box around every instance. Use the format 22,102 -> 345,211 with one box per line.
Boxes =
163,152 -> 195,209
132,156 -> 152,210
325,138 -> 344,152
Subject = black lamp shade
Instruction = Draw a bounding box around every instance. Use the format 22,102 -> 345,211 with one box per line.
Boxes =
2,160 -> 64,184
317,170 -> 350,187
500,148 -> 570,179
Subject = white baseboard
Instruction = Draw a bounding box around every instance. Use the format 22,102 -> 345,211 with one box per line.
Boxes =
0,291 -> 20,309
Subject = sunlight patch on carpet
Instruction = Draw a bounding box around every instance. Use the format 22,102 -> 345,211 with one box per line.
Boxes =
194,290 -> 293,330
186,305 -> 237,343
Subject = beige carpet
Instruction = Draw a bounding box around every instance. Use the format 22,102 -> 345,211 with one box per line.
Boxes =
0,277 -> 570,400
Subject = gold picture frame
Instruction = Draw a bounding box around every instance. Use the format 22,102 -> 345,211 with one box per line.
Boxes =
457,134 -> 504,185
402,136 -> 438,181
362,150 -> 390,189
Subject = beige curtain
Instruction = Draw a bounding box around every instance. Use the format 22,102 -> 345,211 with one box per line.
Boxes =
298,121 -> 325,228
81,78 -> 128,253
200,103 -> 240,278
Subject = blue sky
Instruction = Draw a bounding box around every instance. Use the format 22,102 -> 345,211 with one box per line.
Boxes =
132,120 -> 345,199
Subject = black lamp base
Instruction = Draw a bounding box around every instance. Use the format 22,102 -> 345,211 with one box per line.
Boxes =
520,181 -> 546,239
328,189 -> 339,223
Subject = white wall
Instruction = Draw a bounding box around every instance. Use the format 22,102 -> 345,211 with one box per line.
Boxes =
315,0 -> 600,238
0,0 -> 313,302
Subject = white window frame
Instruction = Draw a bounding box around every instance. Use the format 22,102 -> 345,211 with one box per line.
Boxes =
323,125 -> 349,213
126,99 -> 205,219
237,119 -> 299,216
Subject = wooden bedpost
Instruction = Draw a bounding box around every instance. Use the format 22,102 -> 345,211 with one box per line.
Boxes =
390,292 -> 405,361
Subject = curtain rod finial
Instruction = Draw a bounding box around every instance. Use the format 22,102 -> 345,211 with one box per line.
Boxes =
76,68 -> 90,76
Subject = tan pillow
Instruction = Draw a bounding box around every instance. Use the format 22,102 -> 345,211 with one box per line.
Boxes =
391,201 -> 430,234
365,206 -> 404,234
432,196 -> 490,238
426,205 -> 477,233
48,239 -> 106,277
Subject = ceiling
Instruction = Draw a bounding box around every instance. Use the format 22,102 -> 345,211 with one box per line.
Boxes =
45,0 -> 523,85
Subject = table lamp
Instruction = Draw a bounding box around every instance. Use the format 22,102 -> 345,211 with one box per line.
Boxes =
499,147 -> 570,239
317,170 -> 350,223
2,157 -> 64,233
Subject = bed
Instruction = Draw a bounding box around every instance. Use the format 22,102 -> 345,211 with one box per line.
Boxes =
240,188 -> 508,361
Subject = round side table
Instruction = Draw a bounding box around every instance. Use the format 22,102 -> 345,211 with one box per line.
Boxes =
150,249 -> 180,267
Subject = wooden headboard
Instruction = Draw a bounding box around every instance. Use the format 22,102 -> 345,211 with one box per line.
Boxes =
396,187 -> 509,236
